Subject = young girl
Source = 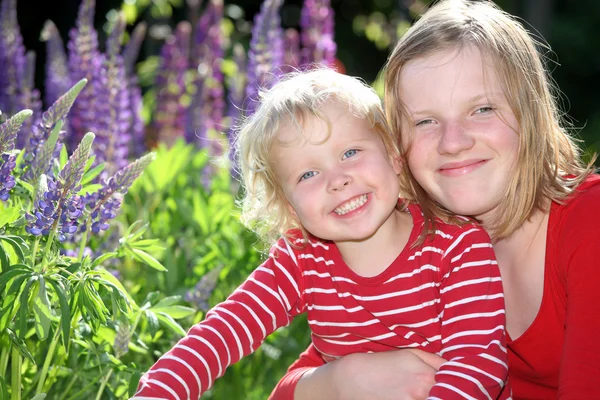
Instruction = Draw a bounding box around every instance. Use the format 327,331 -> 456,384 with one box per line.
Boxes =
272,1 -> 600,399
133,69 -> 511,399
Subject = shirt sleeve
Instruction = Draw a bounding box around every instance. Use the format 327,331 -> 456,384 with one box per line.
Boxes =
556,183 -> 600,399
428,226 -> 509,400
133,238 -> 304,400
268,343 -> 325,400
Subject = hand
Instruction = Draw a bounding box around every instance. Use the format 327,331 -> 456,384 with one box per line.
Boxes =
329,349 -> 444,400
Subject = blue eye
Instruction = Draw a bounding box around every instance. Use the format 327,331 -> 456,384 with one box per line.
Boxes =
475,106 -> 494,114
343,149 -> 358,159
415,119 -> 434,126
300,171 -> 317,181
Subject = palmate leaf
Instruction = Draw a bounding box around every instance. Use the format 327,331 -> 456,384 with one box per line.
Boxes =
129,248 -> 167,271
0,235 -> 28,263
0,243 -> 8,271
33,275 -> 52,340
17,274 -> 38,338
155,312 -> 186,336
6,328 -> 35,363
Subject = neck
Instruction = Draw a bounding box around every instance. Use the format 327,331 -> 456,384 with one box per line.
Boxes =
335,208 -> 413,277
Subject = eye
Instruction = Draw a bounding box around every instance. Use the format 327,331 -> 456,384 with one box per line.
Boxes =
415,119 -> 435,127
342,149 -> 358,159
299,170 -> 317,181
474,106 -> 494,114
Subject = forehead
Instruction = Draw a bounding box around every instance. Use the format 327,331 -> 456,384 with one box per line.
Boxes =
398,45 -> 505,108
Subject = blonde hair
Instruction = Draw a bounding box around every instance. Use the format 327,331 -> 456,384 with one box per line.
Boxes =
385,0 -> 595,240
235,68 -> 400,245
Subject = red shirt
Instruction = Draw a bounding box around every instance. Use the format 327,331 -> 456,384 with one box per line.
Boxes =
134,204 -> 510,399
269,176 -> 600,400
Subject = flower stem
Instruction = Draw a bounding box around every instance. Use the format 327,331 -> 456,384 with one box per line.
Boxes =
31,237 -> 40,265
0,345 -> 8,380
35,326 -> 61,395
41,231 -> 56,270
94,369 -> 113,400
77,229 -> 89,261
11,346 -> 21,400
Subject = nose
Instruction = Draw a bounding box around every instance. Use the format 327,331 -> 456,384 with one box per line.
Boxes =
327,169 -> 352,192
438,120 -> 475,155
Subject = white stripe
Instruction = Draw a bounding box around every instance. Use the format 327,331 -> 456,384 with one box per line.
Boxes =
479,352 -> 509,369
244,279 -> 287,324
442,310 -> 505,326
390,315 -> 441,329
432,382 -> 477,400
272,258 -> 301,298
321,331 -> 397,345
218,307 -> 254,351
444,360 -> 505,386
307,304 -> 363,312
145,379 -> 181,400
443,228 -> 479,258
147,368 -> 190,400
439,339 -> 506,356
407,246 -> 444,261
434,229 -> 454,239
201,325 -> 231,367
161,355 -> 201,393
178,344 -> 211,390
255,265 -> 275,276
384,265 -> 440,284
443,260 -> 498,279
283,238 -> 298,265
237,300 -> 267,337
211,315 -> 243,359
298,253 -> 336,265
445,293 -> 504,309
450,242 -> 493,263
188,334 -> 223,379
436,370 -> 491,400
442,325 -> 505,344
373,299 -> 441,317
308,319 -> 380,328
440,277 -> 502,294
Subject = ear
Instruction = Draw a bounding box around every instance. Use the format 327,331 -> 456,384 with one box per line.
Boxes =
390,154 -> 403,175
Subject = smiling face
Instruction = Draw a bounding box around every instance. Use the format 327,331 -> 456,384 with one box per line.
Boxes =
399,45 -> 520,224
270,101 -> 402,244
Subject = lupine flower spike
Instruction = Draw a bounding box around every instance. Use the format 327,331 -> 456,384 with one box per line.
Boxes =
123,22 -> 147,157
24,79 -> 88,184
300,0 -> 337,67
0,109 -> 33,201
245,0 -> 284,116
26,132 -> 94,242
0,0 -> 27,116
41,20 -> 71,108
81,153 -> 155,234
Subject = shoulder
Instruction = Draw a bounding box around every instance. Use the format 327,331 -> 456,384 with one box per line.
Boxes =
552,174 -> 600,225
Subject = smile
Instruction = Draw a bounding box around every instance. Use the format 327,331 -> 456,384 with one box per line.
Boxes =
333,194 -> 368,215
438,159 -> 488,176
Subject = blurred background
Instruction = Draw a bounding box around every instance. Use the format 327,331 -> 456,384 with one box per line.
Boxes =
15,0 -> 600,153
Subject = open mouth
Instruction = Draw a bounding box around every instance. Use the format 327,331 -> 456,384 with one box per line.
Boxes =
333,194 -> 368,215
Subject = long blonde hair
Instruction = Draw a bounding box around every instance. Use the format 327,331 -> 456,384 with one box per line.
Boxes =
385,0 -> 594,240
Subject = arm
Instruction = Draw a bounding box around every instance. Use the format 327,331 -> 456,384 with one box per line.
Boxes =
557,184 -> 600,398
133,239 -> 303,400
269,344 -> 443,400
429,227 -> 509,399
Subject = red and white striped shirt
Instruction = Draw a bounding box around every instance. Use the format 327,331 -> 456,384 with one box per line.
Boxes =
135,204 -> 510,399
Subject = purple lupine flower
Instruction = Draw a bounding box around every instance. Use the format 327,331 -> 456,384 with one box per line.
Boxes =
23,79 -> 87,183
25,176 -> 84,242
41,20 -> 71,108
185,265 -> 222,311
281,28 -> 301,73
154,22 -> 191,146
80,153 -> 154,234
92,14 -> 130,176
59,132 -> 95,194
0,0 -> 27,116
300,0 -> 336,68
123,23 -> 147,157
66,0 -> 102,152
245,0 -> 285,116
0,109 -> 33,201
186,0 -> 226,149
15,52 -> 43,150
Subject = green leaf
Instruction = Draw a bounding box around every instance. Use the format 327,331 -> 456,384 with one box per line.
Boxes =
152,295 -> 181,308
144,310 -> 159,338
95,268 -> 137,310
130,248 -> 167,271
150,304 -> 195,319
16,178 -> 34,194
125,221 -> 149,242
0,235 -> 28,263
77,183 -> 103,195
0,203 -> 22,229
47,278 -> 71,348
0,265 -> 32,296
17,275 -> 39,338
30,394 -> 47,400
0,243 -> 8,272
59,143 -> 69,169
90,252 -> 118,269
155,312 -> 186,336
80,162 -> 105,186
33,276 -> 52,340
6,329 -> 35,363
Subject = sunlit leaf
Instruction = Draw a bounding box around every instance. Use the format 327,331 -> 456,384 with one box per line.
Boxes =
33,276 -> 52,340
47,278 -> 71,348
130,248 -> 167,271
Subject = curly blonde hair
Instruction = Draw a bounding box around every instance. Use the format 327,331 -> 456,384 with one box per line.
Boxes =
234,68 -> 400,245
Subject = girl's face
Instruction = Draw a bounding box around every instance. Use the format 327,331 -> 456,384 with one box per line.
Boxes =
398,45 -> 519,223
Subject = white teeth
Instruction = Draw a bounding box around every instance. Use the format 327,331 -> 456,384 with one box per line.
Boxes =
334,194 -> 368,215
